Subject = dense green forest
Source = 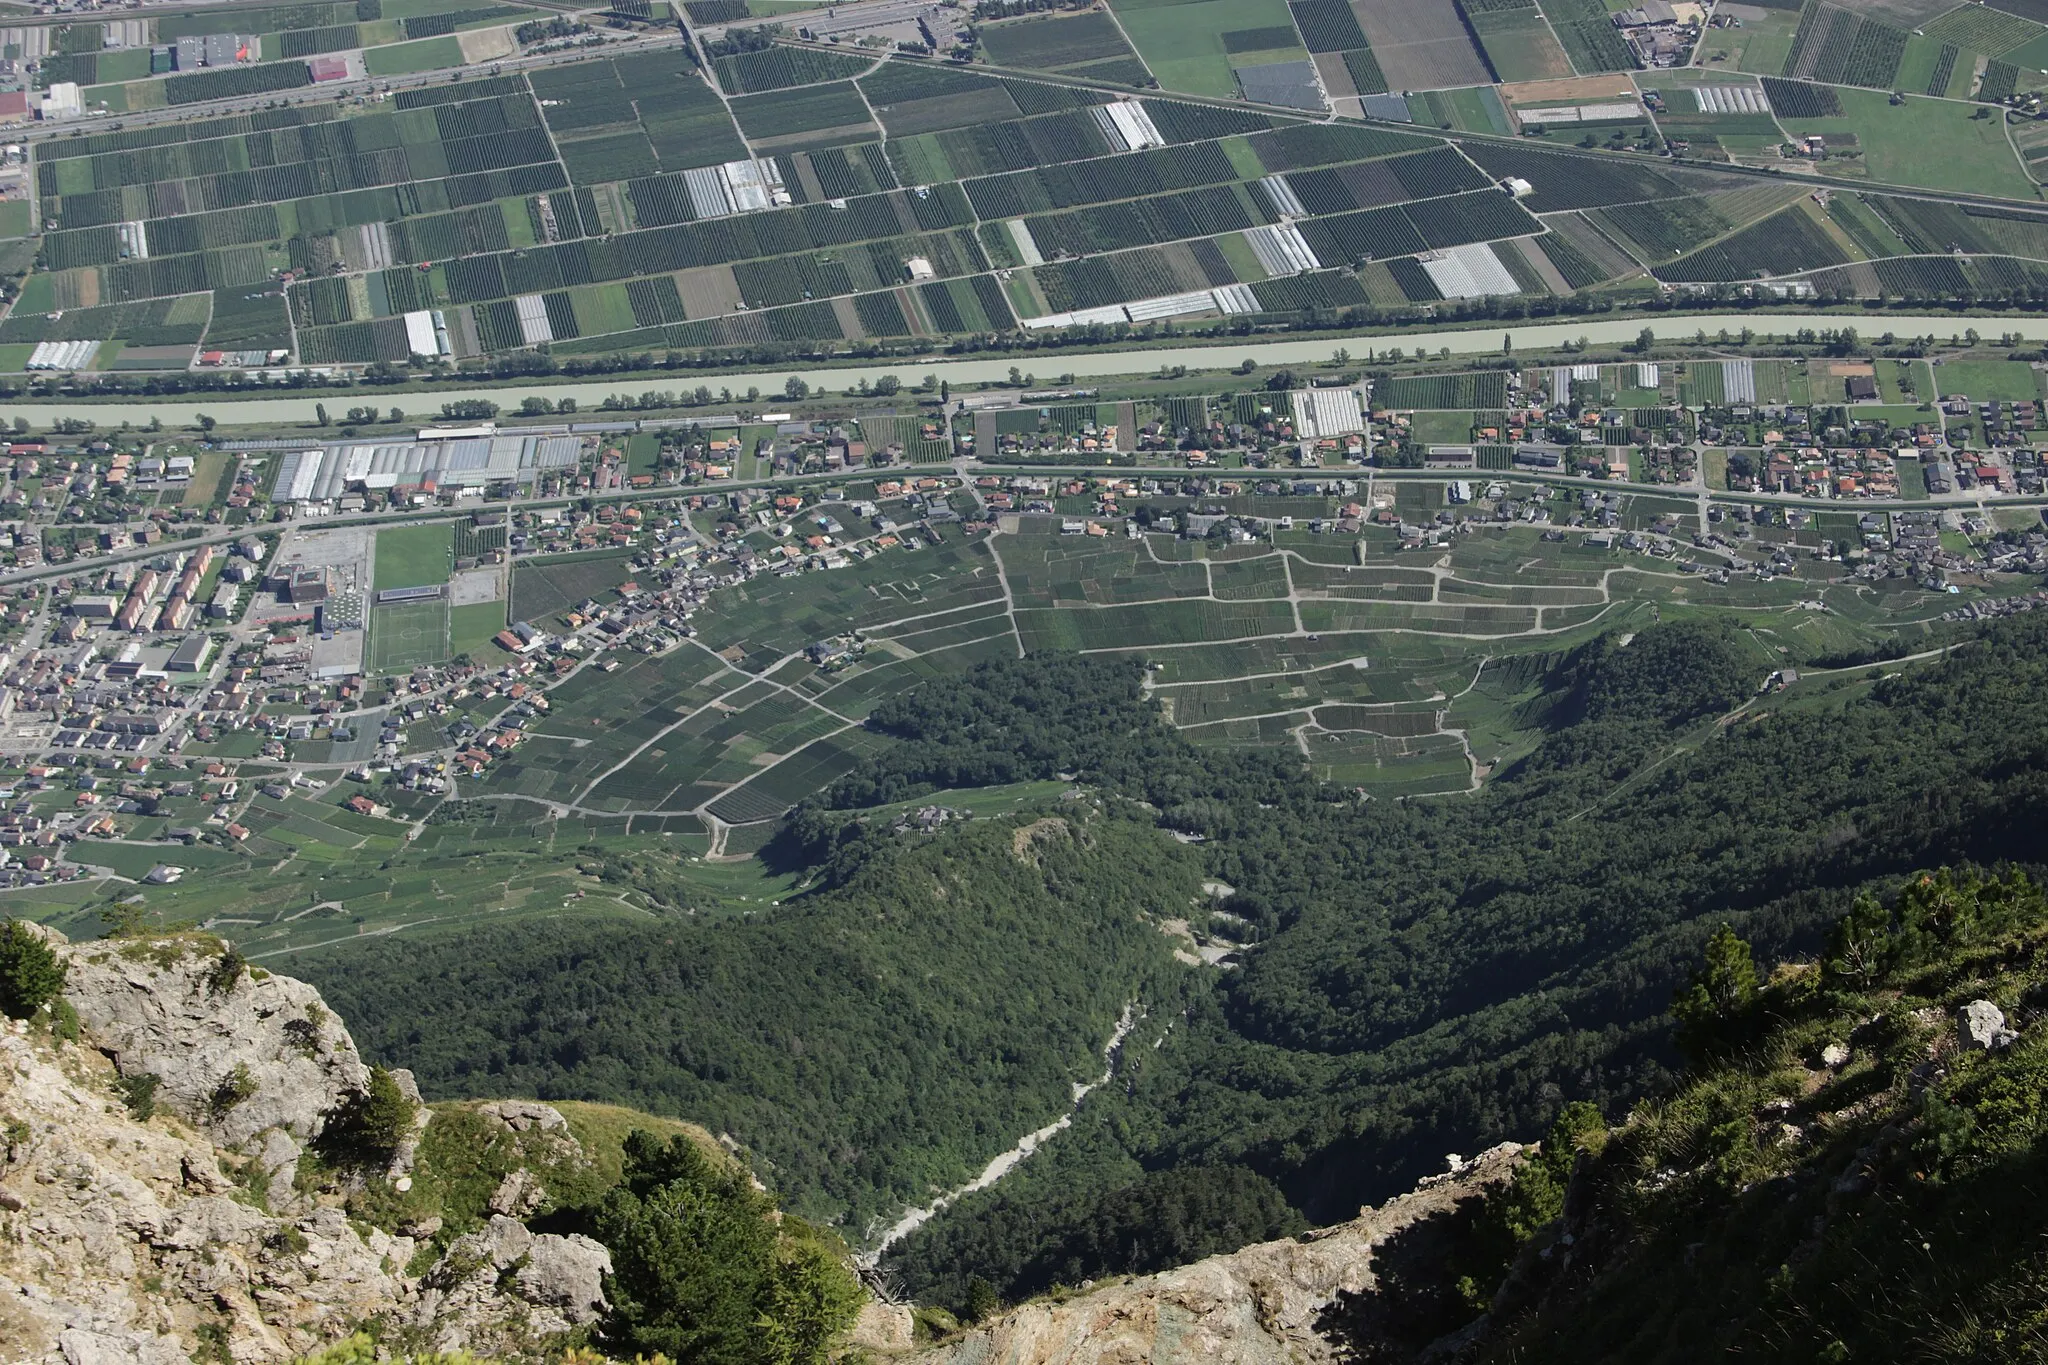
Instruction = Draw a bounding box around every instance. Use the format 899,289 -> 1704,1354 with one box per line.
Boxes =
307,813 -> 1194,1228
295,616 -> 2048,1310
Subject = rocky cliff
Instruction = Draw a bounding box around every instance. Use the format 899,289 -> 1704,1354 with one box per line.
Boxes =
0,924 -> 1534,1365
0,928 -> 611,1365
891,1143 -> 1525,1365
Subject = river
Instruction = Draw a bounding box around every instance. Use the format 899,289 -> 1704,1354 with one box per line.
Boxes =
857,1003 -> 1141,1266
3,311 -> 2030,430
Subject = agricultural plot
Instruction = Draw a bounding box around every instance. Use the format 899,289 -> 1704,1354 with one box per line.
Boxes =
1592,196 -> 1730,262
1772,87 -> 2035,198
1919,4 -> 2046,56
1108,0 -> 1298,97
1378,371 -> 1511,408
1782,3 -> 1910,89
20,16 -> 2048,366
729,83 -> 878,149
1455,141 -> 1689,212
1352,0 -> 1492,89
1654,202 -> 1850,280
979,10 -> 1152,86
711,44 -> 873,94
1541,0 -> 1637,74
1470,9 -> 1574,83
510,549 -> 636,624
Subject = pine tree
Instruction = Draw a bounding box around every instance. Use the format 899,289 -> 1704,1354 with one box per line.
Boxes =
1672,924 -> 1757,1062
0,920 -> 65,1020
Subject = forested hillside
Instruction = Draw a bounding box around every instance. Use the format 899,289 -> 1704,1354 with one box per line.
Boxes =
1452,868 -> 2048,1364
295,615 -> 2048,1309
307,813 -> 1196,1228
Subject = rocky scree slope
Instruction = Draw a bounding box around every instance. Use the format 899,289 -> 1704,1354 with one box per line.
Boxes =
0,926 -> 611,1365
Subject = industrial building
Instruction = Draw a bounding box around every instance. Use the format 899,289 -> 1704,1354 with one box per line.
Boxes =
271,431 -> 582,505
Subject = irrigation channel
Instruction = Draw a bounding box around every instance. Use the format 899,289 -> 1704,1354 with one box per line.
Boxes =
3,312 -> 2032,430
857,1003 -> 1142,1266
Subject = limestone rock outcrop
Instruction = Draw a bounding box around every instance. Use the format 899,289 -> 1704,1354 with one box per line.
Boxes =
0,931 -> 610,1365
62,933 -> 368,1149
902,1144 -> 1526,1365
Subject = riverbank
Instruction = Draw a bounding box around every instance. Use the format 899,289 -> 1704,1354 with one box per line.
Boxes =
0,312 -> 2023,431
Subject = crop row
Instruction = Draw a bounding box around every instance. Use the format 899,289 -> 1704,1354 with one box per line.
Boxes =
1919,3 -> 2043,56
730,82 -> 873,141
35,105 -> 337,162
1928,43 -> 1959,96
1870,256 -> 1972,296
1376,371 -> 1511,408
854,291 -> 912,337
1978,59 -> 2021,103
1653,206 -> 1850,281
1532,232 -> 1610,289
1306,188 -> 1539,264
963,141 -> 1237,220
1594,195 -> 1729,260
1342,46 -> 1388,95
395,73 -> 531,109
626,276 -> 688,326
165,60 -> 314,106
402,5 -> 527,38
911,109 -> 1116,181
0,296 -> 210,346
733,253 -> 858,309
1246,270 -> 1371,314
277,24 -> 363,57
1004,77 -> 1114,116
1248,122 -> 1441,173
1023,184 -> 1262,258
47,136 -> 416,202
433,187 -> 974,305
1543,0 -> 1636,73
1458,140 -> 1686,213
388,203 -> 513,264
801,145 -> 893,199
298,317 -> 411,364
159,2 -> 356,39
45,203 -> 285,271
1966,256 -> 2048,296
1287,0 -> 1367,52
1282,158 -> 1411,216
916,275 -> 1011,333
1784,3 -> 1906,88
379,266 -> 434,315
1759,76 -> 1841,117
858,61 -> 994,105
1142,100 -> 1273,144
1383,254 -> 1440,301
1035,248 -> 1184,312
431,94 -> 542,141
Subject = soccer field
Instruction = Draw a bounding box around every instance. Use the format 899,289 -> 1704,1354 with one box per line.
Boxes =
368,599 -> 452,673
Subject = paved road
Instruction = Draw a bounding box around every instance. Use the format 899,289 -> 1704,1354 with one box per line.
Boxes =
0,311 -> 2015,428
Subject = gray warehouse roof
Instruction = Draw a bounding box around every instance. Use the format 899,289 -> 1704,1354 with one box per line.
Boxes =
273,434 -> 581,501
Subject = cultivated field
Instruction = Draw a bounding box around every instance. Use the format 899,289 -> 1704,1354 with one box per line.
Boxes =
20,2 -> 2048,367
